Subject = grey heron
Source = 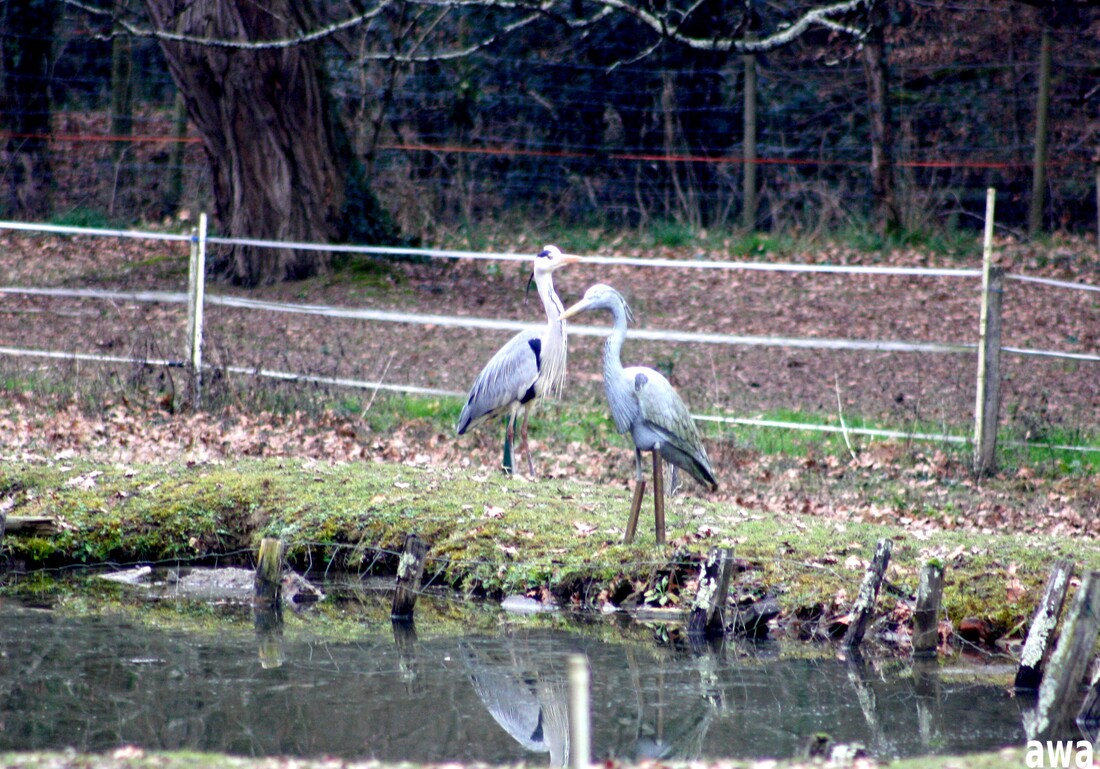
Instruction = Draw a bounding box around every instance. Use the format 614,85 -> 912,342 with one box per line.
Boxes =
560,283 -> 717,544
456,245 -> 582,476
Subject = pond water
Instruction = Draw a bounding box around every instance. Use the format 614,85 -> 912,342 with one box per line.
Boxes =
0,590 -> 1079,765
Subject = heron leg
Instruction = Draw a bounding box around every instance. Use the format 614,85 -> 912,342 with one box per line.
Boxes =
625,480 -> 645,545
520,405 -> 535,478
624,449 -> 646,544
652,451 -> 666,545
502,412 -> 516,475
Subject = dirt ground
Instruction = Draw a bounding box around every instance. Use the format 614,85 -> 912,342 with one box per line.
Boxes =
1,229 -> 1098,539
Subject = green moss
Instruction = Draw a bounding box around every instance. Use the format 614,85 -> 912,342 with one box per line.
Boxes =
2,455 -> 1099,630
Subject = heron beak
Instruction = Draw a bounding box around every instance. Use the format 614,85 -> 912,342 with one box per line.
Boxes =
559,297 -> 592,320
553,254 -> 583,269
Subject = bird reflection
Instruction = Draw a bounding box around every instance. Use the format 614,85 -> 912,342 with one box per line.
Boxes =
462,640 -> 571,767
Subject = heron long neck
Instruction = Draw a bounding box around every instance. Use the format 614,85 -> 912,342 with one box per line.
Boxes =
535,271 -> 568,398
601,302 -> 629,383
601,302 -> 635,434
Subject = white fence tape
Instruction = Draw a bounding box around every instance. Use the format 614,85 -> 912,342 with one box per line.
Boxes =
9,283 -> 1100,360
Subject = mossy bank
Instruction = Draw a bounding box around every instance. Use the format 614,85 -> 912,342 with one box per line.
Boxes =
1,456 -> 1096,635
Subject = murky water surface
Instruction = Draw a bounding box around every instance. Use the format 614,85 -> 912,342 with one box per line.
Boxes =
0,592 -> 1065,764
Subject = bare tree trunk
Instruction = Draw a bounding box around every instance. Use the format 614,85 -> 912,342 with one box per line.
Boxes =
1,0 -> 56,218
741,52 -> 757,231
110,26 -> 134,216
861,0 -> 900,236
1028,24 -> 1051,236
143,0 -> 398,285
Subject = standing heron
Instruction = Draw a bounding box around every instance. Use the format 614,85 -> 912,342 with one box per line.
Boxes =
561,283 -> 717,544
457,245 -> 582,476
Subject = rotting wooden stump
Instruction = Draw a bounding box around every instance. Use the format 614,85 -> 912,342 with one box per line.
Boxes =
253,537 -> 286,609
1015,558 -> 1074,690
391,533 -> 429,621
688,548 -> 734,637
1030,570 -> 1100,740
1078,664 -> 1100,732
843,538 -> 893,649
912,561 -> 945,656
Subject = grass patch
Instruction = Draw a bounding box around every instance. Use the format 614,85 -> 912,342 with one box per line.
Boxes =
2,454 -> 1098,633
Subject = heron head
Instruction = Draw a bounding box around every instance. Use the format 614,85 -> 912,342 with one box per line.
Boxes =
560,283 -> 632,323
533,245 -> 582,274
526,245 -> 582,303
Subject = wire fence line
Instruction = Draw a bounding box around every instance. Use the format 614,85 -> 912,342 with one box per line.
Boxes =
0,219 -> 1098,456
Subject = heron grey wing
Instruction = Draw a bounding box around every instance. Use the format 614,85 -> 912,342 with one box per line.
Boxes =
631,367 -> 717,488
456,329 -> 541,434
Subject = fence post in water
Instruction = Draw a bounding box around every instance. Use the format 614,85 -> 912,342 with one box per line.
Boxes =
1031,571 -> 1100,739
185,212 -> 207,409
568,653 -> 591,769
1016,559 -> 1075,690
688,547 -> 735,637
253,537 -> 285,609
391,533 -> 429,621
912,560 -> 945,656
973,188 -> 1004,475
843,538 -> 893,649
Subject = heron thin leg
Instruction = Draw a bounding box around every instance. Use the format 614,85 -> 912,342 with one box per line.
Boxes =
502,412 -> 516,475
625,479 -> 645,545
652,452 -> 666,545
520,405 -> 535,478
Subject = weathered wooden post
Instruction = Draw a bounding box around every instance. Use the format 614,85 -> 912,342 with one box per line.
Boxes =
1016,559 -> 1075,690
185,212 -> 207,409
843,538 -> 893,649
568,653 -> 591,769
688,547 -> 735,637
973,188 -> 1004,475
912,560 -> 945,656
391,533 -> 429,621
253,537 -> 285,608
1078,664 -> 1100,729
1031,571 -> 1100,740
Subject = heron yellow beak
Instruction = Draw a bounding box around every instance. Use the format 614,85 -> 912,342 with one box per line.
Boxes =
555,254 -> 583,268
559,297 -> 591,320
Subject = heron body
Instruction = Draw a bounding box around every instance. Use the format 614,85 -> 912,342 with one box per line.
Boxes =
457,246 -> 580,476
561,283 -> 716,544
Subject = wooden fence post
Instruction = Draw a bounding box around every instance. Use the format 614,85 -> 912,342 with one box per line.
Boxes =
253,537 -> 285,609
1031,571 -> 1100,739
973,188 -> 1004,475
912,561 -> 945,656
1078,664 -> 1100,729
688,547 -> 735,637
186,212 -> 207,409
391,533 -> 429,621
1015,559 -> 1075,690
843,538 -> 893,649
568,653 -> 591,769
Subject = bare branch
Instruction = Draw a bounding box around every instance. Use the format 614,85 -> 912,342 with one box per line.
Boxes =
590,0 -> 871,52
63,0 -> 395,47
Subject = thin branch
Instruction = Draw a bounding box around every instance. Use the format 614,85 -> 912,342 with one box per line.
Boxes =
592,0 -> 870,52
64,0 -> 395,48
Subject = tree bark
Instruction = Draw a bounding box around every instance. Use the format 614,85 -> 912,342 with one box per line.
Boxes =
1028,24 -> 1051,236
861,0 -> 900,236
1,0 -> 56,218
142,0 -> 399,285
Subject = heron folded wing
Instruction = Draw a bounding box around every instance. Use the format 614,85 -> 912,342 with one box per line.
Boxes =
457,329 -> 541,434
633,367 -> 717,490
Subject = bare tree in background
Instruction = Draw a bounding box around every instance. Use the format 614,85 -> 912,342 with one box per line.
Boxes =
81,0 -> 878,283
140,0 -> 400,285
1,0 -> 57,218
